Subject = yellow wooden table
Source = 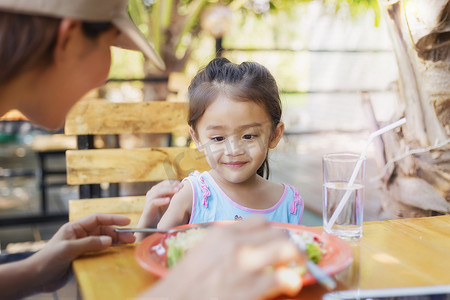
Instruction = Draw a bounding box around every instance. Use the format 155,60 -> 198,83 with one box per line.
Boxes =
69,199 -> 450,299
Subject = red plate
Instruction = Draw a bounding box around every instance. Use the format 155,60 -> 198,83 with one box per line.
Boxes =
135,222 -> 353,285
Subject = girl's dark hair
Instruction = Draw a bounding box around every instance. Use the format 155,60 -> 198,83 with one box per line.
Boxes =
0,11 -> 112,85
188,57 -> 282,179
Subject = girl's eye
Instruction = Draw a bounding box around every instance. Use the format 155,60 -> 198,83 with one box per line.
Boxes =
211,136 -> 225,142
242,134 -> 257,140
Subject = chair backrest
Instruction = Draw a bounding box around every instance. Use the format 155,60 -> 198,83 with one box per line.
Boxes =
167,72 -> 190,102
65,99 -> 209,195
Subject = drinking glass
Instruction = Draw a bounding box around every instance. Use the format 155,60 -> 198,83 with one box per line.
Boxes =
322,153 -> 365,240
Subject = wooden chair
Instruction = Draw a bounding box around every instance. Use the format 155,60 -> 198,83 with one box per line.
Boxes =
31,134 -> 77,219
65,100 -> 209,226
167,72 -> 190,102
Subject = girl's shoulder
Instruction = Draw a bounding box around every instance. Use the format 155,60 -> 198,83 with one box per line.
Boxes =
186,170 -> 209,179
262,179 -> 285,193
263,181 -> 301,203
281,183 -> 302,200
184,171 -> 213,190
282,183 -> 300,194
170,180 -> 194,212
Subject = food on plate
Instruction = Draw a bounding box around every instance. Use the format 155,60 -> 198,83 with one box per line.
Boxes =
166,227 -> 206,267
298,231 -> 324,263
165,226 -> 325,267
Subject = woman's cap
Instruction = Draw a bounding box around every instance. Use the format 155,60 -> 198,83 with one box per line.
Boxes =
0,0 -> 165,70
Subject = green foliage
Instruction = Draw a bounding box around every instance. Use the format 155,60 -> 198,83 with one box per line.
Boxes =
323,0 -> 380,26
128,0 -> 150,35
113,0 -> 381,78
109,48 -> 145,79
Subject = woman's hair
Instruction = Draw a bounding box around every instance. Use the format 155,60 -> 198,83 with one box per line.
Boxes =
188,57 -> 282,179
0,11 -> 112,85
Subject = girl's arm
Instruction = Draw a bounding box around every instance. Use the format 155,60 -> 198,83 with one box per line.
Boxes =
137,180 -> 183,229
157,182 -> 193,229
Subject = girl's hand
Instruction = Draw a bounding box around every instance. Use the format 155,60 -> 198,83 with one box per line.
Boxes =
136,180 -> 183,240
138,216 -> 304,300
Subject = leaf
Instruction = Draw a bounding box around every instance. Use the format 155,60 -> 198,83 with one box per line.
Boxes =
174,0 -> 209,55
128,0 -> 150,30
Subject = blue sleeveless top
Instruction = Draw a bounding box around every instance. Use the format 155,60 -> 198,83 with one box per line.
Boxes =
186,171 -> 304,225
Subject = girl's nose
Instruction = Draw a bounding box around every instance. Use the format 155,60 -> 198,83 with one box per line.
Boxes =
225,137 -> 245,156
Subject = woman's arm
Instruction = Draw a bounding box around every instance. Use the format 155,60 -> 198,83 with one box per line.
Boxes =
0,213 -> 135,299
0,256 -> 41,299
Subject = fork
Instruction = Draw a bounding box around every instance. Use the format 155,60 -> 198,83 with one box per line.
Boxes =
287,230 -> 337,291
114,223 -> 211,234
115,228 -> 181,234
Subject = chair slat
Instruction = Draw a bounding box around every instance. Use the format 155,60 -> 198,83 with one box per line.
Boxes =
65,101 -> 189,135
68,197 -> 145,223
66,147 -> 209,185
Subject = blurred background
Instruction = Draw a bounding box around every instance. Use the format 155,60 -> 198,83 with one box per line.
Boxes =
2,1 -> 449,298
0,0 -> 397,252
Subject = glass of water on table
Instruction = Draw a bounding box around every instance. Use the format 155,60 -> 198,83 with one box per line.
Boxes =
322,153 -> 366,241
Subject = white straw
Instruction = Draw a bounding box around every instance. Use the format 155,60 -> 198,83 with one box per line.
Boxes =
325,118 -> 406,232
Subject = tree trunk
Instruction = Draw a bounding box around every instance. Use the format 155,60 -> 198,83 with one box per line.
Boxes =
141,0 -> 202,102
378,0 -> 450,218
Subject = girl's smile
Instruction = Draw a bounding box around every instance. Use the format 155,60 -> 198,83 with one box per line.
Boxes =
223,161 -> 248,168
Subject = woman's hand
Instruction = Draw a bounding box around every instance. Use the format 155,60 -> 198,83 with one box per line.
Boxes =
0,213 -> 135,299
136,180 -> 183,240
34,213 -> 135,293
138,217 -> 304,300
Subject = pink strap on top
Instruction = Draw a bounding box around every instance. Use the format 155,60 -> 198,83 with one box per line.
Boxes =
199,175 -> 210,208
289,185 -> 302,215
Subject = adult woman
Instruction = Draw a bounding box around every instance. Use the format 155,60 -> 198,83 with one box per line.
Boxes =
0,0 -> 304,299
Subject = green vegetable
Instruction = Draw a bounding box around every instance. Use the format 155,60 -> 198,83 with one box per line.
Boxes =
306,243 -> 322,263
167,246 -> 184,267
165,228 -> 207,267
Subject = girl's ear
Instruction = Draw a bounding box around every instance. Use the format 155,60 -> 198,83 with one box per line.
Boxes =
189,127 -> 202,151
269,122 -> 284,149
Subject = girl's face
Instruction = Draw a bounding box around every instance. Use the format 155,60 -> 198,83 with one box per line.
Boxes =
190,95 -> 283,184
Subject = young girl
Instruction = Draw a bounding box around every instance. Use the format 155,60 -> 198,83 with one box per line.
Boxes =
139,57 -> 304,230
